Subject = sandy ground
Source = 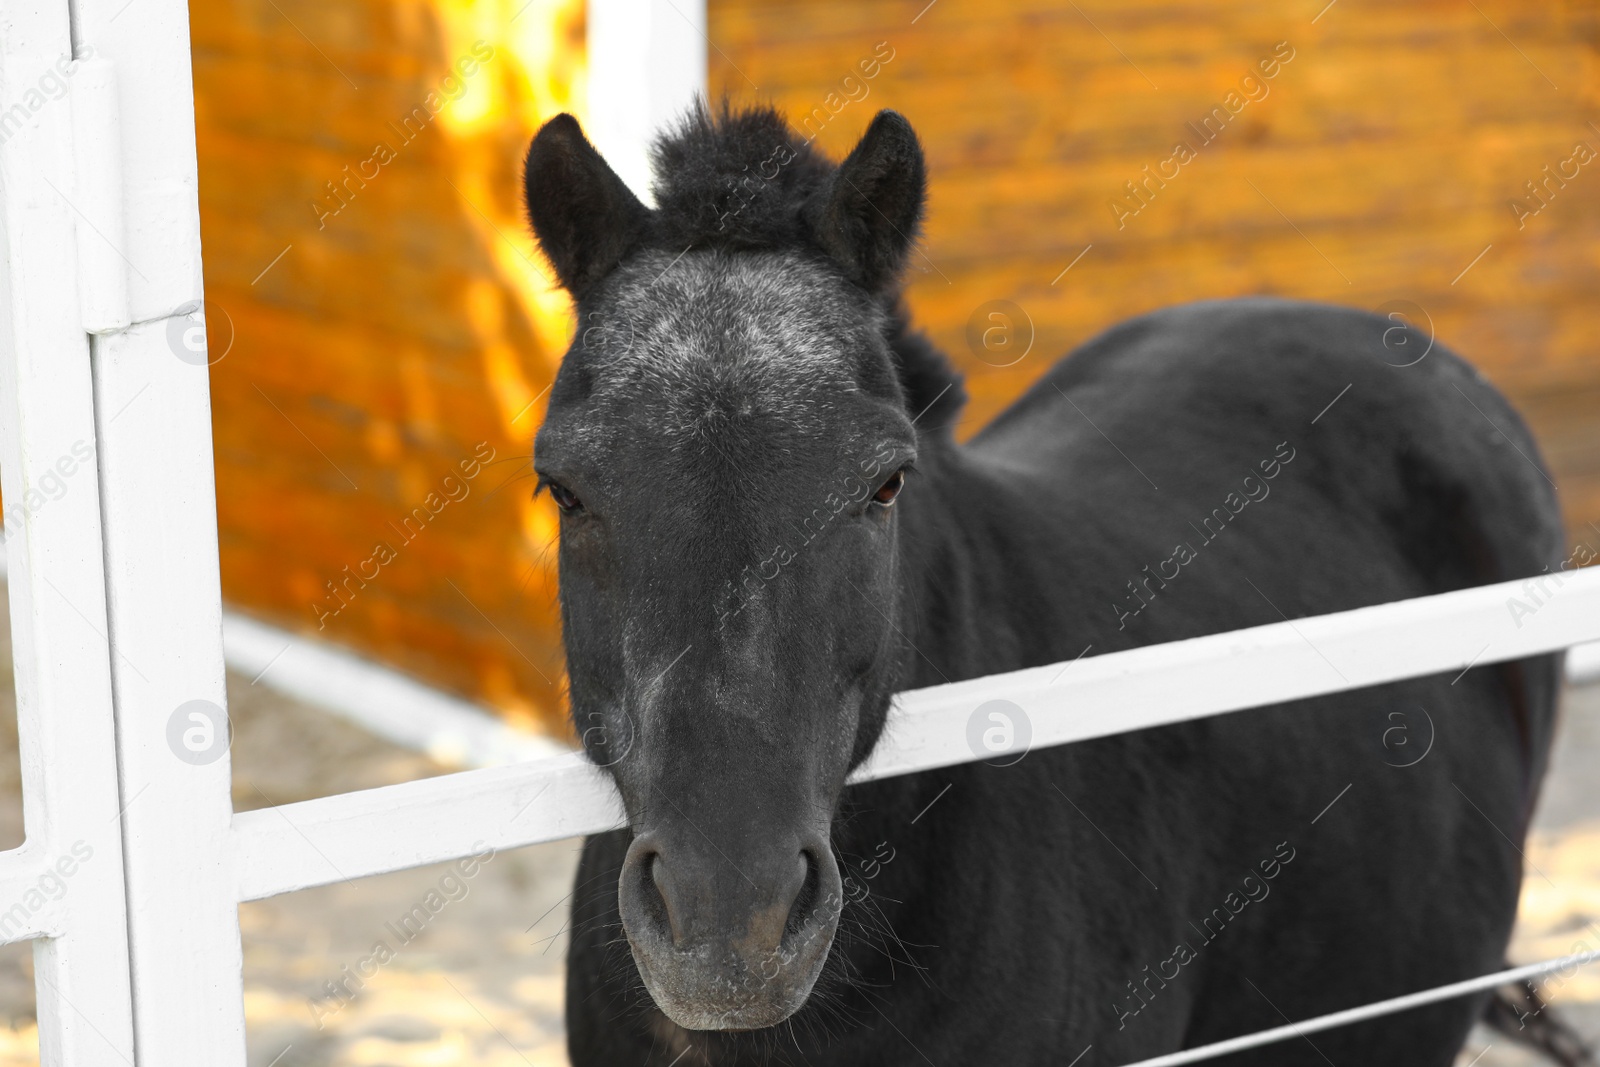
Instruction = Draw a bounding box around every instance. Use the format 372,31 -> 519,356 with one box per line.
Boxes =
1457,678 -> 1600,1067
0,590 -> 1593,1064
0,588 -> 579,1067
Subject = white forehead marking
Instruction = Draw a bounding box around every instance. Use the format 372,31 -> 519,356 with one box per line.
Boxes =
578,250 -> 877,434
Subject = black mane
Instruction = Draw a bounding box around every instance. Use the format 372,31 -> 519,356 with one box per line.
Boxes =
648,103 -> 835,254
646,103 -> 968,434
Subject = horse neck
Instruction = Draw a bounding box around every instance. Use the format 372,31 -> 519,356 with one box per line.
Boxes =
828,440 -> 1085,992
894,439 -> 1060,684
879,317 -> 1062,681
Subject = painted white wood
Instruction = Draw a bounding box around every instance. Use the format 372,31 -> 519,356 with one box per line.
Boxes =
73,0 -> 246,1061
72,0 -> 201,324
0,859 -> 66,945
94,329 -> 244,1059
93,335 -> 241,1062
68,56 -> 129,334
0,1 -> 137,1061
235,566 -> 1600,902
235,751 -> 621,901
855,562 -> 1600,783
587,0 -> 708,202
1571,638 -> 1600,684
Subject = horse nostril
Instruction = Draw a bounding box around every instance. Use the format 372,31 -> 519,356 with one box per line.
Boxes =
622,843 -> 678,947
644,852 -> 674,938
783,847 -> 828,944
783,849 -> 817,940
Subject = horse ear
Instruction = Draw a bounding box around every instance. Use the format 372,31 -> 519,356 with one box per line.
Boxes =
804,110 -> 926,290
523,113 -> 651,297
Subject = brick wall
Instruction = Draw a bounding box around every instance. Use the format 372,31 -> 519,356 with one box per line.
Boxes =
710,0 -> 1600,547
192,0 -> 582,732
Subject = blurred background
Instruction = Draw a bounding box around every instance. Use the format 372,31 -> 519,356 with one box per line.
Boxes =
5,0 -> 1597,1063
190,0 -> 1600,738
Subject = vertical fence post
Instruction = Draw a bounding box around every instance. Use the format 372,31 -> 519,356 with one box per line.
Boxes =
0,1 -> 138,1063
586,0 -> 708,201
72,0 -> 249,1060
94,320 -> 245,1067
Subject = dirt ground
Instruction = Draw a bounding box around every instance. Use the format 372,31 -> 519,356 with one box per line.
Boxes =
0,590 -> 1593,1065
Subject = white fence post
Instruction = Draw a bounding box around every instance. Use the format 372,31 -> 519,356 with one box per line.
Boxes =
71,0 -> 248,1060
0,1 -> 138,1063
587,0 -> 708,201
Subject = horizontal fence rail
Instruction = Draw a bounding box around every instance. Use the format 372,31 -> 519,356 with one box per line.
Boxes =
234,564 -> 1600,902
856,564 -> 1600,781
234,749 -> 624,901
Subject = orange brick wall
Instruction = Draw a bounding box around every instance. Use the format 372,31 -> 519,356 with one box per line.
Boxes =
709,0 -> 1600,544
193,0 -> 582,732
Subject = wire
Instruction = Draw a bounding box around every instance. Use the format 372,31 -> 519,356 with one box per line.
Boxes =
1115,948 -> 1600,1067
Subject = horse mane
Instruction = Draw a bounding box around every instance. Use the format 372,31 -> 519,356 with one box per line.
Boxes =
646,102 -> 968,436
648,102 -> 834,253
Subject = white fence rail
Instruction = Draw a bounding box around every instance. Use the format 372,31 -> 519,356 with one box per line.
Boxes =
2,0 -> 1600,1062
234,567 -> 1600,903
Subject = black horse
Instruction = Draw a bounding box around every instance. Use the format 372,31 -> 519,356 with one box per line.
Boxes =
523,104 -> 1569,1066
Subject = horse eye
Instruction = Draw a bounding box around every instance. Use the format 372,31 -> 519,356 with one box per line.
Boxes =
545,480 -> 582,513
872,469 -> 906,506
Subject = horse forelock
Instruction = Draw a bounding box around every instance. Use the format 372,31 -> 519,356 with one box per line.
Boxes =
647,102 -> 836,255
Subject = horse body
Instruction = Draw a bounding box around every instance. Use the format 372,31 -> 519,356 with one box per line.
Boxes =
527,106 -> 1562,1067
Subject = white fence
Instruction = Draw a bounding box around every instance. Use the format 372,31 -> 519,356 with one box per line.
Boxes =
2,0 -> 1600,1063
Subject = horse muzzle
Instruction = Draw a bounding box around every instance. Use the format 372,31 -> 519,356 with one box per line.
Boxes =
618,828 -> 843,1030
